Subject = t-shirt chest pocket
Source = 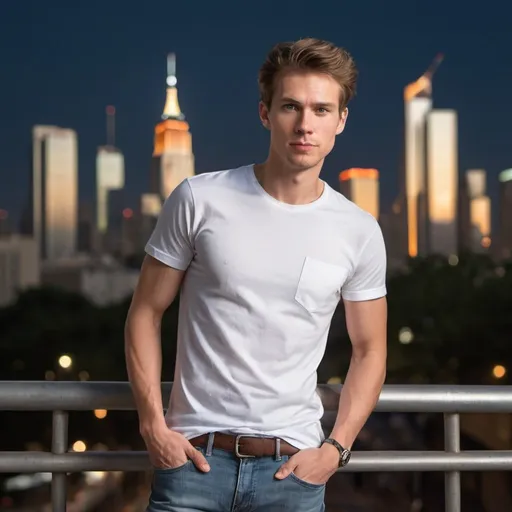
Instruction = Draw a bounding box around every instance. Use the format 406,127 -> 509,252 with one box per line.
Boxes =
294,256 -> 349,315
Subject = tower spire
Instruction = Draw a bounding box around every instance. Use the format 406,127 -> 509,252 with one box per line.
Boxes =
106,105 -> 116,147
162,53 -> 184,120
167,53 -> 176,81
404,53 -> 444,101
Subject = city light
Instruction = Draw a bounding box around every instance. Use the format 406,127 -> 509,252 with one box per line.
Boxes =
499,169 -> 512,182
399,327 -> 414,344
327,376 -> 342,385
448,254 -> 459,266
492,365 -> 506,379
72,440 -> 87,452
122,207 -> 133,219
84,471 -> 107,484
78,370 -> 90,381
94,409 -> 108,419
481,236 -> 491,248
58,355 -> 72,369
496,267 -> 506,278
339,168 -> 379,181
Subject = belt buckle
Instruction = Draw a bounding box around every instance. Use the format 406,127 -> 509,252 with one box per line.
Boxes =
234,434 -> 256,458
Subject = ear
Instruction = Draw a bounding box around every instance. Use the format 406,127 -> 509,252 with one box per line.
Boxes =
336,108 -> 349,135
259,101 -> 271,130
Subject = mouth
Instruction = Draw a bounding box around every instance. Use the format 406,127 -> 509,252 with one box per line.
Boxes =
290,142 -> 315,147
289,142 -> 316,152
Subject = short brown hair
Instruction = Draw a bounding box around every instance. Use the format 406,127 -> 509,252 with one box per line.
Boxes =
258,38 -> 358,112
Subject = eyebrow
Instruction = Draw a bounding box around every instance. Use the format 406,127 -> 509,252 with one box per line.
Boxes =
279,97 -> 337,109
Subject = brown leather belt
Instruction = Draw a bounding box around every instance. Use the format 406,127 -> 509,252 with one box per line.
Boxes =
190,432 -> 300,458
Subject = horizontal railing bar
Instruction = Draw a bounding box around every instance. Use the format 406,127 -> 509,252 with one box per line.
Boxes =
2,382 -> 512,413
2,451 -> 512,473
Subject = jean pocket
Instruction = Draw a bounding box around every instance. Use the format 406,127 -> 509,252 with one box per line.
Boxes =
153,459 -> 192,474
289,472 -> 326,490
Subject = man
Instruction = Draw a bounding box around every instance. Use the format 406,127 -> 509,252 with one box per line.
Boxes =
125,37 -> 387,512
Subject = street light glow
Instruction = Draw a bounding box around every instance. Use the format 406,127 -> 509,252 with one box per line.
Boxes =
493,365 -> 506,379
448,254 -> 459,266
94,409 -> 108,419
72,440 -> 86,452
399,327 -> 414,344
58,355 -> 72,369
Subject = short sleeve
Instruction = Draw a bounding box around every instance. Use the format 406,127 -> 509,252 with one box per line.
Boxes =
342,223 -> 387,302
144,179 -> 195,271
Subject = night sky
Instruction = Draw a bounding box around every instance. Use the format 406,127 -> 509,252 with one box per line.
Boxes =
1,1 -> 511,227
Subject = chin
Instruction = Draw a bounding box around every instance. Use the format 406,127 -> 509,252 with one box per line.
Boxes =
287,154 -> 323,172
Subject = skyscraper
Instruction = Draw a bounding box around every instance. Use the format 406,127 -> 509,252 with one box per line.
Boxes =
140,193 -> 162,249
425,109 -> 458,256
33,125 -> 78,261
97,148 -> 124,232
151,53 -> 195,200
96,106 -> 125,235
463,169 -> 491,252
0,236 -> 39,307
339,168 -> 379,219
498,169 -> 512,260
403,54 -> 443,257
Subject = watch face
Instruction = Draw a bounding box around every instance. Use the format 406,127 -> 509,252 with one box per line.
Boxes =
340,449 -> 351,467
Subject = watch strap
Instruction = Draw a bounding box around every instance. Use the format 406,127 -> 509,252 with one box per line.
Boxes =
323,437 -> 344,453
322,437 -> 351,467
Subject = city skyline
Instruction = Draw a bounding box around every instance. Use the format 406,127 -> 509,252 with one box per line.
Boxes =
1,2 -> 511,230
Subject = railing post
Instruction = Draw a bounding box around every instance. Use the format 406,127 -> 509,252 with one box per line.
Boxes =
52,410 -> 68,512
444,413 -> 461,512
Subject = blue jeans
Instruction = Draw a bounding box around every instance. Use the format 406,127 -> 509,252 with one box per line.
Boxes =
147,443 -> 325,511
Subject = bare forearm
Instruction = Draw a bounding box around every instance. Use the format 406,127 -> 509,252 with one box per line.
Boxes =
125,311 -> 166,434
330,349 -> 386,448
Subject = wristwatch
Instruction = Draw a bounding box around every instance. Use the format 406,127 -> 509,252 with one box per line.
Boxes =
321,437 -> 351,467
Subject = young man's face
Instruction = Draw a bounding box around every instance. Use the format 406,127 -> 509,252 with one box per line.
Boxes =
259,70 -> 348,172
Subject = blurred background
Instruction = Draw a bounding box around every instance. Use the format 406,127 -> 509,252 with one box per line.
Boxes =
0,1 -> 511,510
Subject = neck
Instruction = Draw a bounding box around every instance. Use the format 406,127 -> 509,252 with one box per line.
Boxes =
254,153 -> 325,206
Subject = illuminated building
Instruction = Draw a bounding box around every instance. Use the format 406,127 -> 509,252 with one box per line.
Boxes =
97,147 -> 124,233
140,193 -> 162,246
141,193 -> 162,217
464,169 -> 491,252
425,109 -> 458,256
41,255 -> 138,306
0,236 -> 40,307
498,169 -> 512,259
339,168 -> 379,219
403,54 -> 443,257
151,53 -> 195,199
33,125 -> 78,260
96,106 -> 124,234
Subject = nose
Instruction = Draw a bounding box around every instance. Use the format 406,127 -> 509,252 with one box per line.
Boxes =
294,110 -> 314,135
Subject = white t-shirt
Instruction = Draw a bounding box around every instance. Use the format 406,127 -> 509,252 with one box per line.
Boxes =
145,164 -> 387,449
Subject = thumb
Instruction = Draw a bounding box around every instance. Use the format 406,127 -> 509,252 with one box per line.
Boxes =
187,445 -> 211,472
275,457 -> 297,479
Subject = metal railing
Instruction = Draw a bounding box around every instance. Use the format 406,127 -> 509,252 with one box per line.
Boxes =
1,382 -> 512,512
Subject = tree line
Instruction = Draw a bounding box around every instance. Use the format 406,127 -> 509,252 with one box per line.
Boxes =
0,253 -> 510,455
